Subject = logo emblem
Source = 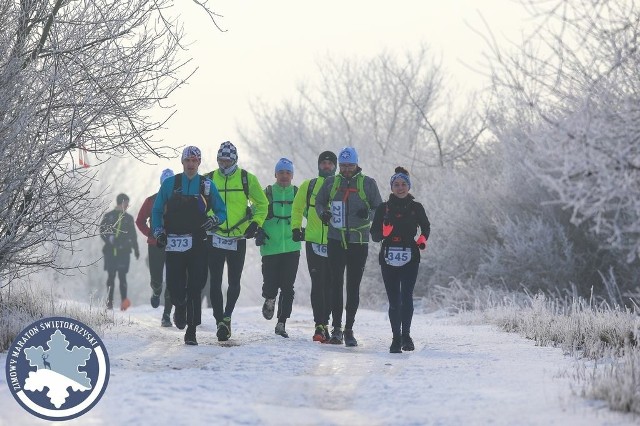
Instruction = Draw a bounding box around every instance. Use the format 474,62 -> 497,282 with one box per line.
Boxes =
5,316 -> 110,421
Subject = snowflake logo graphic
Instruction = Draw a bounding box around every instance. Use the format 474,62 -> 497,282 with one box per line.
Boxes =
5,317 -> 110,421
23,329 -> 92,408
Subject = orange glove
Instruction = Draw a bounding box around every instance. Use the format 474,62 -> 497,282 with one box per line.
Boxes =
382,221 -> 393,237
416,235 -> 427,250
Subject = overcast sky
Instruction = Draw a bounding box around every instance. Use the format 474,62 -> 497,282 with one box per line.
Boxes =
148,0 -> 529,171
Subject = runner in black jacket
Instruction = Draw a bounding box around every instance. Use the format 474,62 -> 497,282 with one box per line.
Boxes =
370,167 -> 430,353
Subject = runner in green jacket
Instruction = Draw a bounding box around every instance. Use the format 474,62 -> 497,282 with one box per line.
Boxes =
206,141 -> 269,342
259,158 -> 301,338
291,150 -> 337,342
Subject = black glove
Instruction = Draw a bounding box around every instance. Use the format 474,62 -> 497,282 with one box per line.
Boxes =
356,208 -> 369,219
320,210 -> 332,225
292,228 -> 305,242
255,228 -> 269,246
155,233 -> 167,249
244,221 -> 259,239
201,215 -> 220,231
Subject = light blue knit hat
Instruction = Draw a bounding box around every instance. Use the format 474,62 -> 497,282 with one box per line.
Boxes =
160,168 -> 174,185
275,158 -> 294,174
338,147 -> 358,164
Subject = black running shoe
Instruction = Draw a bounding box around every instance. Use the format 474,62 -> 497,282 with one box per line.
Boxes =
173,305 -> 187,330
390,337 -> 402,353
184,326 -> 197,346
328,327 -> 343,344
262,298 -> 275,320
161,313 -> 172,327
216,317 -> 231,341
150,292 -> 161,309
275,322 -> 289,338
401,334 -> 415,351
343,329 -> 358,347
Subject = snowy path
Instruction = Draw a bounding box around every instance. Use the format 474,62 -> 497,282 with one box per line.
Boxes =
0,305 -> 635,425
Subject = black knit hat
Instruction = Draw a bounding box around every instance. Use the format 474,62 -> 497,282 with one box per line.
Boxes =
318,151 -> 337,166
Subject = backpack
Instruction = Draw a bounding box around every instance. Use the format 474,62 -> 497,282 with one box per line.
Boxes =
328,174 -> 369,210
164,173 -> 209,234
265,184 -> 298,220
306,178 -> 319,211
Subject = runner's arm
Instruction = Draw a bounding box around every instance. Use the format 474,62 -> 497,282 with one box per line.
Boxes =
291,179 -> 310,230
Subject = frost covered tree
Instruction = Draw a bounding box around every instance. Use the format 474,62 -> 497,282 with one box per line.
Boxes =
488,0 -> 640,264
0,0 -> 219,285
239,45 -> 488,183
238,45 -> 489,301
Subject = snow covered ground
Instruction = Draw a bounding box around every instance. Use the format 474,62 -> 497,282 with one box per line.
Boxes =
1,304 -> 636,425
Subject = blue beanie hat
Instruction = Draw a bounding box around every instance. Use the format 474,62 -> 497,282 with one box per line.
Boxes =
160,168 -> 174,185
390,167 -> 411,190
338,147 -> 358,164
275,157 -> 294,174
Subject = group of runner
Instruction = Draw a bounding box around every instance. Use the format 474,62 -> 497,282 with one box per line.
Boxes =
101,141 -> 430,352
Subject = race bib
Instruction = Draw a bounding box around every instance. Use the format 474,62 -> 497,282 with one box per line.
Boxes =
166,234 -> 193,252
311,243 -> 328,258
212,235 -> 238,251
385,247 -> 412,267
330,201 -> 345,228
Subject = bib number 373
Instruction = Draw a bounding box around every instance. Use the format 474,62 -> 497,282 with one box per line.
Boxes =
165,235 -> 193,252
385,247 -> 411,267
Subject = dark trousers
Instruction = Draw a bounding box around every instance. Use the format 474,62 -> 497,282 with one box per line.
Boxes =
105,250 -> 130,303
106,269 -> 127,302
262,251 -> 300,322
208,239 -> 247,322
165,238 -> 208,327
306,242 -> 332,325
381,262 -> 419,337
148,244 -> 171,316
327,239 -> 368,330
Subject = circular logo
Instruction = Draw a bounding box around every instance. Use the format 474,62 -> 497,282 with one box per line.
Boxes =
5,316 -> 110,421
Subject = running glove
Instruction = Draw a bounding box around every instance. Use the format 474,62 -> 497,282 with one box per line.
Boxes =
255,228 -> 269,246
202,215 -> 220,231
320,210 -> 332,225
416,235 -> 427,250
156,233 -> 167,249
292,228 -> 305,242
382,220 -> 393,237
244,221 -> 259,238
